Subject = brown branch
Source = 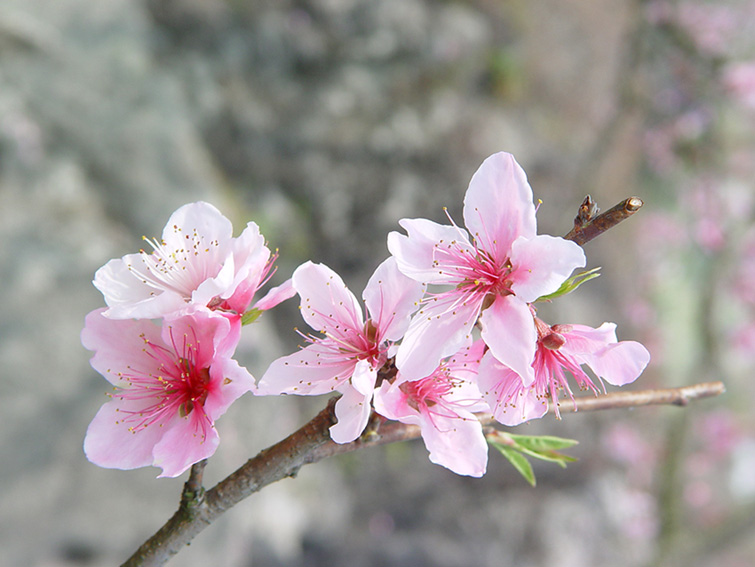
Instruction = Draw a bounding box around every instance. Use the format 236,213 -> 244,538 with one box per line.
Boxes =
552,381 -> 726,413
308,381 -> 726,462
564,196 -> 644,245
121,398 -> 338,567
122,380 -> 724,566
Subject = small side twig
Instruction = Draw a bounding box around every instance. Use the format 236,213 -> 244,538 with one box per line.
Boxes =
564,196 -> 644,245
181,460 -> 207,514
553,381 -> 725,413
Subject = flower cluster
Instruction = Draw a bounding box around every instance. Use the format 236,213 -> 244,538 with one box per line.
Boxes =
83,202 -> 294,477
258,152 -> 650,476
84,153 -> 650,479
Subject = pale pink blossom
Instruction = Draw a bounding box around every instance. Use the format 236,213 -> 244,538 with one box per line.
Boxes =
374,341 -> 489,476
733,322 -> 755,352
388,152 -> 585,383
676,3 -> 737,56
257,258 -> 425,443
478,317 -> 650,426
94,202 -> 290,320
723,61 -> 755,109
733,228 -> 755,305
82,306 -> 255,477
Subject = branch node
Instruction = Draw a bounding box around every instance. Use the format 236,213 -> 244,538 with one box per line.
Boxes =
573,195 -> 599,228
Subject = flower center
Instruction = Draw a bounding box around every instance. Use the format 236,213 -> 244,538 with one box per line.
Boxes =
112,333 -> 213,434
127,227 -> 223,300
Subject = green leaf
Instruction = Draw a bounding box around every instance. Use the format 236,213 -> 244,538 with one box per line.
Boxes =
492,444 -> 536,486
506,434 -> 578,468
488,431 -> 578,481
507,434 -> 579,451
536,267 -> 601,302
241,308 -> 263,326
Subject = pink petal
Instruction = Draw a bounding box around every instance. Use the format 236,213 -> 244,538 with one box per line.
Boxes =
292,262 -> 364,334
82,310 -> 164,386
159,308 -> 229,369
362,257 -> 425,342
509,234 -> 586,303
152,411 -> 220,478
419,410 -> 488,477
159,203 -> 236,304
387,218 -> 475,284
192,253 -> 237,307
479,295 -> 537,385
83,400 -> 164,470
560,323 -> 618,355
228,222 -> 268,296
373,381 -> 417,423
224,222 -> 272,311
203,357 -> 257,418
436,339 -> 487,386
477,352 -> 547,426
252,279 -> 296,311
256,344 -> 357,396
94,257 -> 187,319
161,202 -> 233,251
582,340 -> 651,387
462,152 -> 537,261
443,377 -> 490,414
330,386 -> 373,444
350,359 -> 378,395
395,295 -> 479,380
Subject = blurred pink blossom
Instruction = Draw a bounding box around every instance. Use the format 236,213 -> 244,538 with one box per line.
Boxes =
723,61 -> 755,109
695,409 -> 742,458
676,3 -> 738,56
689,183 -> 727,252
603,423 -> 657,470
733,229 -> 755,305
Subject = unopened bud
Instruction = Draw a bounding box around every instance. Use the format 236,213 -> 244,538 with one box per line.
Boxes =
542,332 -> 566,350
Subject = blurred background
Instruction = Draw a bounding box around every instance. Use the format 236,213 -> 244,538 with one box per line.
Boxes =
1,0 -> 754,565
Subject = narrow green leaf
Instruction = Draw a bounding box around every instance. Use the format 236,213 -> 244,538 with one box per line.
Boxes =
505,434 -> 578,467
508,434 -> 579,452
514,447 -> 577,468
491,443 -> 536,486
536,267 -> 601,302
241,308 -> 263,326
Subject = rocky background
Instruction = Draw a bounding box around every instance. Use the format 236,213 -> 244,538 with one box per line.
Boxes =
2,0 -> 754,566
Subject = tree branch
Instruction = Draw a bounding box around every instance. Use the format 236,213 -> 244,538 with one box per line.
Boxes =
564,196 -> 644,245
121,398 -> 338,567
122,379 -> 724,567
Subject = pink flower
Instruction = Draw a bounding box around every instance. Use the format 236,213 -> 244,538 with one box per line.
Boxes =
478,317 -> 650,426
387,152 -> 585,383
374,341 -> 489,476
257,258 -> 425,443
724,61 -> 755,109
94,202 -> 289,320
82,307 -> 255,477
